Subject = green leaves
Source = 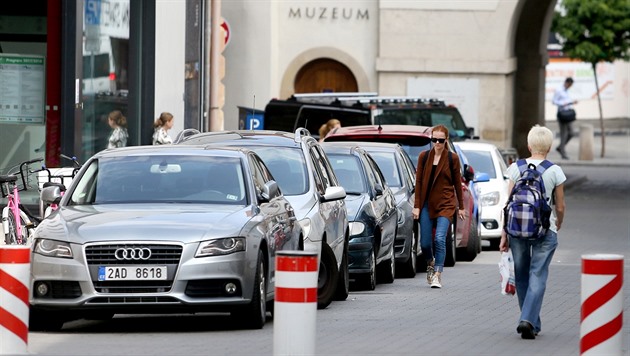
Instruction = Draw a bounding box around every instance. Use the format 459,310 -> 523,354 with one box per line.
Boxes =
552,0 -> 630,64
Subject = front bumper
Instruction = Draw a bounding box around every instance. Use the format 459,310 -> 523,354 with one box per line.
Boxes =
30,241 -> 260,315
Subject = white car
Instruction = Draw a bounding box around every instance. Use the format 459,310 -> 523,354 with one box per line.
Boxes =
454,141 -> 510,249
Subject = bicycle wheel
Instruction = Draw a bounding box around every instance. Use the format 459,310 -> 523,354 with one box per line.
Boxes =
3,208 -> 19,244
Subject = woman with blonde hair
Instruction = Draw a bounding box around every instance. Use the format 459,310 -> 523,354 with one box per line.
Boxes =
153,112 -> 174,145
107,110 -> 129,148
318,118 -> 341,142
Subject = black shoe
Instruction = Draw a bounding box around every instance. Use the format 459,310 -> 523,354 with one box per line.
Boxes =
517,321 -> 536,340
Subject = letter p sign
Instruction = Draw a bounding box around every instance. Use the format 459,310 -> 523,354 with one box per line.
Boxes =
246,114 -> 264,130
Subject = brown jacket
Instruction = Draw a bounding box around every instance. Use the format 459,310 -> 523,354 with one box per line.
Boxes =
414,148 -> 464,221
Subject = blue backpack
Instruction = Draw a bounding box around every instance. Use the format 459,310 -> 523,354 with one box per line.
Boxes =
503,159 -> 554,239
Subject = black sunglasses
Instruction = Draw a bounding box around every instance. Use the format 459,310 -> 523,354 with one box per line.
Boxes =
431,138 -> 446,143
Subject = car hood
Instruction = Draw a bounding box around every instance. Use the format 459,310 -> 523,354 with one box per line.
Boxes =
35,204 -> 254,244
343,194 -> 367,221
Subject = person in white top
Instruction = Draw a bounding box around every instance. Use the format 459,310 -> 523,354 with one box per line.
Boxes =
552,77 -> 578,159
152,112 -> 174,145
500,125 -> 567,340
107,110 -> 129,149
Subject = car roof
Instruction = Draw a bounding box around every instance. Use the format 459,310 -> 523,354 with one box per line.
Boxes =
179,129 -> 315,148
94,144 -> 250,159
325,124 -> 433,139
454,141 -> 500,151
320,142 -> 366,156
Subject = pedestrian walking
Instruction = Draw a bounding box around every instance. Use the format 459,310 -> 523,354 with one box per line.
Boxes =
552,77 -> 578,159
500,124 -> 567,340
412,124 -> 465,289
153,112 -> 174,145
107,110 -> 129,149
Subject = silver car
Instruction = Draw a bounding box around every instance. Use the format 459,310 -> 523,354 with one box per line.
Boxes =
179,129 -> 349,309
30,145 -> 302,330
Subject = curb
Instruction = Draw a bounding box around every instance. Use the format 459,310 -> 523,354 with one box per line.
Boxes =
564,174 -> 588,190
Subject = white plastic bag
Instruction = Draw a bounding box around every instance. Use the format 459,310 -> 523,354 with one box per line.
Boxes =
498,250 -> 516,296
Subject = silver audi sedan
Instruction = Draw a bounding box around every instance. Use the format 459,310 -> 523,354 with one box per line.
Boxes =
30,145 -> 302,330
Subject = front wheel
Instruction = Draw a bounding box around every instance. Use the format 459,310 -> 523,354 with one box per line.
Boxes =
317,244 -> 339,309
232,250 -> 266,329
3,208 -> 19,245
333,239 -> 349,301
444,223 -> 456,267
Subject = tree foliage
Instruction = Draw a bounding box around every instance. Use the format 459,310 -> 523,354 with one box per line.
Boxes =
552,0 -> 630,158
552,0 -> 630,64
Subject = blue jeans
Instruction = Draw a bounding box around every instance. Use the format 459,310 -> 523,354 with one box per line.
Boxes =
509,230 -> 558,333
419,203 -> 450,273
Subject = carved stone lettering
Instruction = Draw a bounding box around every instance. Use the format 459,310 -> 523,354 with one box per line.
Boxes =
288,7 -> 369,21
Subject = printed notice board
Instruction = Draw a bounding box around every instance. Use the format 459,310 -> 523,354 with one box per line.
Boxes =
0,54 -> 46,124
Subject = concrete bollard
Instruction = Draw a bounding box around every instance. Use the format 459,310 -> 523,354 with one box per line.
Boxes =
273,250 -> 318,356
579,124 -> 594,161
580,254 -> 624,355
0,246 -> 31,355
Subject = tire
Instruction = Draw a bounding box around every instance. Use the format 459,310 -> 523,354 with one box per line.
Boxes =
4,208 -> 19,245
377,244 -> 395,284
356,248 -> 376,291
399,229 -> 417,278
233,250 -> 266,329
317,244 -> 339,310
333,239 -> 349,301
457,215 -> 479,262
444,224 -> 456,267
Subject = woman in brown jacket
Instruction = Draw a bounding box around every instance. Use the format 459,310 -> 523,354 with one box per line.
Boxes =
412,124 -> 465,288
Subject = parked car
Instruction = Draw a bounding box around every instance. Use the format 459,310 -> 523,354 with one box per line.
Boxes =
31,145 -> 303,331
321,142 -> 398,290
454,141 -> 510,250
345,141 -> 420,277
179,128 -> 349,309
324,125 -> 488,265
263,94 -> 475,141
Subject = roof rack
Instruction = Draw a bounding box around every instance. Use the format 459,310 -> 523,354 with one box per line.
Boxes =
291,92 -> 378,99
294,127 -> 311,143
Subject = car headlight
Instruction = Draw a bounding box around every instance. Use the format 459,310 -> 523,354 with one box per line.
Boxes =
33,239 -> 73,259
298,218 -> 312,239
480,191 -> 501,206
349,222 -> 365,236
196,237 -> 245,257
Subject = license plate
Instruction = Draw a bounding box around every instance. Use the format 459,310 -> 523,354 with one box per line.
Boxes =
98,266 -> 167,281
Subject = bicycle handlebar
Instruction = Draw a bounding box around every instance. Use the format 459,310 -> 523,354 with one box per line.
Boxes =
18,158 -> 44,191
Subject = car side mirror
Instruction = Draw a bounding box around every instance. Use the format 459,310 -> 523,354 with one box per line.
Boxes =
321,186 -> 346,202
463,164 -> 475,182
474,172 -> 490,183
41,185 -> 63,205
260,181 -> 280,202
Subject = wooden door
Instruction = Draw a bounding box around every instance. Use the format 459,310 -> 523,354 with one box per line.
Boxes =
294,59 -> 358,93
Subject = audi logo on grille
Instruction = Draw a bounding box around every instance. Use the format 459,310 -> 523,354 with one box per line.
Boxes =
114,247 -> 152,260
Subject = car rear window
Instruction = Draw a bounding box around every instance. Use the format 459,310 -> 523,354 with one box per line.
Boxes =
69,155 -> 248,205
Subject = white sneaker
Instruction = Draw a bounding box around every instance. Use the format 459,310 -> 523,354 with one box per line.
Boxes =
430,273 -> 442,288
426,264 -> 434,285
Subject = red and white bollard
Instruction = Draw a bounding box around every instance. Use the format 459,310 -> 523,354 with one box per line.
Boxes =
580,254 -> 624,355
273,251 -> 318,356
0,246 -> 31,355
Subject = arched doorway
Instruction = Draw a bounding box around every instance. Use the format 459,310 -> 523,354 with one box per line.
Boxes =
294,58 -> 358,93
512,0 -> 557,157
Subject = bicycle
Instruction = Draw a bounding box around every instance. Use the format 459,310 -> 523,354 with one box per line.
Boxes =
1,158 -> 43,245
34,154 -> 81,219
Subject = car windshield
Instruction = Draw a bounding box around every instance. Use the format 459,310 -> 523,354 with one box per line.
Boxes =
459,149 -> 497,179
68,155 -> 248,205
327,154 -> 367,194
367,151 -> 402,188
247,147 -> 308,196
374,108 -> 468,139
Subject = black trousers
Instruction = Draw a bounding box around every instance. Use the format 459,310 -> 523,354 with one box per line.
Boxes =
557,119 -> 574,155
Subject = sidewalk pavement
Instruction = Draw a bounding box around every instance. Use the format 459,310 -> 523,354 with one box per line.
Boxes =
549,130 -> 630,189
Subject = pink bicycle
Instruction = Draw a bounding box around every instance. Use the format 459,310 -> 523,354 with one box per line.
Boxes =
1,158 -> 43,245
